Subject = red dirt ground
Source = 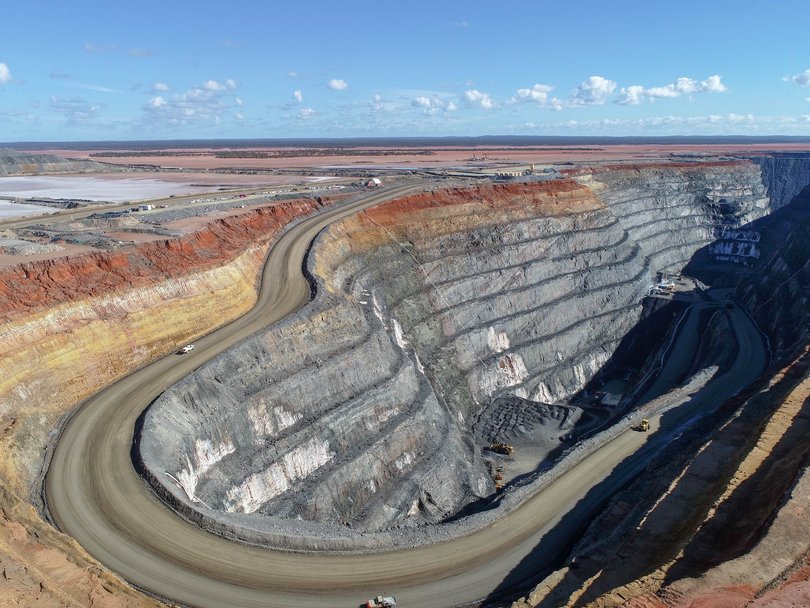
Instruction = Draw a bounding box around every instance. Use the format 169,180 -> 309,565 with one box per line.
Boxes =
31,144 -> 810,172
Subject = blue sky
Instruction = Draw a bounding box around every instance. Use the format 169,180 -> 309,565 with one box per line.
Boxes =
1,0 -> 809,141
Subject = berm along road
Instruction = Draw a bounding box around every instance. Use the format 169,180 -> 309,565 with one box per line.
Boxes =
45,184 -> 766,608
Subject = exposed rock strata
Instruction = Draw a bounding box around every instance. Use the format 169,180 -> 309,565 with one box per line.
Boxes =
583,162 -> 771,273
142,164 -> 783,535
510,160 -> 810,608
1,158 -> 806,606
0,198 -> 329,608
0,199 -> 326,489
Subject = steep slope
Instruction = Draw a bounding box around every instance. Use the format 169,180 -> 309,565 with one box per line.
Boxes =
510,159 -> 810,608
141,162 -> 781,538
2,157 -> 806,607
0,198 -> 328,608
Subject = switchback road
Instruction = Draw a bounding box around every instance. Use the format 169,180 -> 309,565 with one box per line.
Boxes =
45,186 -> 766,608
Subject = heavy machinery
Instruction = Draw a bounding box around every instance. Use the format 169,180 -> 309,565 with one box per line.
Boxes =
489,442 -> 514,455
636,418 -> 650,432
366,595 -> 397,607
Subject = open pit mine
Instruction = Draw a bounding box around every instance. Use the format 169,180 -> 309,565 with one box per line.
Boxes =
1,155 -> 809,608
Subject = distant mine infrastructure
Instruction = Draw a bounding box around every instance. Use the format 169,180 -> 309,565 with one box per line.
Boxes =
0,146 -> 808,607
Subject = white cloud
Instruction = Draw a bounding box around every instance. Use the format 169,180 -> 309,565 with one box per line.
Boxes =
618,74 -> 727,104
293,89 -> 303,103
0,63 -> 10,84
235,97 -> 243,106
647,77 -> 698,97
727,112 -> 754,123
411,94 -> 458,114
328,78 -> 348,90
571,76 -> 616,106
298,107 -> 315,120
152,82 -> 171,92
701,74 -> 727,93
288,71 -> 299,78
791,69 -> 810,86
139,79 -> 241,129
544,112 -> 764,133
513,83 -> 554,105
370,94 -> 397,113
203,80 -> 226,91
617,85 -> 645,105
49,96 -> 102,126
201,79 -> 236,91
464,89 -> 495,109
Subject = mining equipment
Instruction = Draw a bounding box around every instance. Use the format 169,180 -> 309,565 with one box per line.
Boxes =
635,419 -> 650,432
365,595 -> 397,607
489,443 -> 515,455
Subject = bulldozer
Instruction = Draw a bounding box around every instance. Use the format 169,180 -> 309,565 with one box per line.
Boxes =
489,442 -> 514,455
635,418 -> 650,432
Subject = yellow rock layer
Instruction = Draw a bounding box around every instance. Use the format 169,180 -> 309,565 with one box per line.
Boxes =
0,243 -> 267,495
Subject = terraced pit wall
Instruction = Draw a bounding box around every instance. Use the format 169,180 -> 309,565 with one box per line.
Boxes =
510,160 -> 810,608
141,161 -> 792,541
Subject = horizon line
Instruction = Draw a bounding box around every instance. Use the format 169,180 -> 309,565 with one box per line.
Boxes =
4,134 -> 810,150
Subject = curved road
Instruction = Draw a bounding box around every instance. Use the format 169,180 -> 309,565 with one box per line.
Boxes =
46,186 -> 766,608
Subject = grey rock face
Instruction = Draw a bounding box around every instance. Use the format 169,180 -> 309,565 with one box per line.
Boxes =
587,163 -> 771,273
140,161 -> 804,537
0,149 -> 113,175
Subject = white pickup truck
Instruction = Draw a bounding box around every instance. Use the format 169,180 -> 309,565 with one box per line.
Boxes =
179,344 -> 195,354
365,596 -> 396,608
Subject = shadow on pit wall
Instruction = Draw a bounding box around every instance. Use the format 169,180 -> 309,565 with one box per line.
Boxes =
478,186 -> 810,606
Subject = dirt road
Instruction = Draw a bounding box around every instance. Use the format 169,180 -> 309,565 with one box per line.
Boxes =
44,185 -> 766,608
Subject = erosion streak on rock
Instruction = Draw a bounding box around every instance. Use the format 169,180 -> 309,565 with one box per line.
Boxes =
141,164 -> 782,539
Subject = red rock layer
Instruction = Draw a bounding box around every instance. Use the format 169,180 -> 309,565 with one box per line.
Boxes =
359,180 -> 598,228
0,198 -> 329,323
